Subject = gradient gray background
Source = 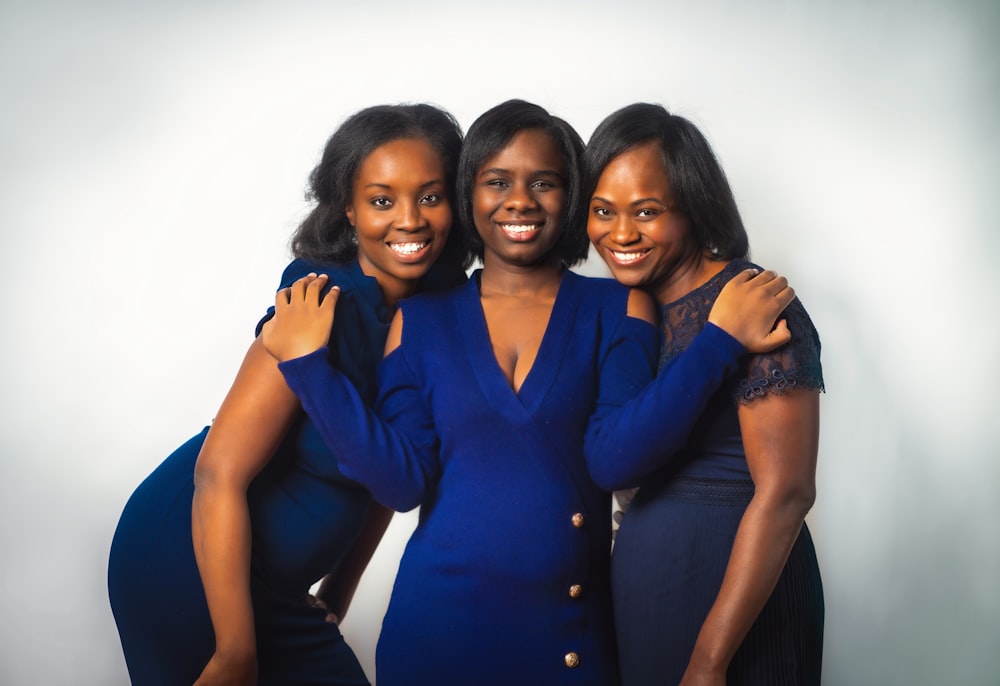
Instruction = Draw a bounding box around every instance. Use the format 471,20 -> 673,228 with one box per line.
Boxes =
2,1 -> 997,683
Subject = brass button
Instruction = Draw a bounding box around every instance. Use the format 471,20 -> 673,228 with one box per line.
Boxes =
571,512 -> 585,528
564,652 -> 580,668
568,584 -> 583,599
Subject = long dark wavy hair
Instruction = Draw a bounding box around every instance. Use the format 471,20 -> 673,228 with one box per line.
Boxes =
583,103 -> 749,260
456,99 -> 589,266
290,103 -> 469,271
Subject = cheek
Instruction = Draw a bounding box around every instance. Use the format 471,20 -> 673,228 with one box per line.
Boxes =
546,191 -> 565,212
471,195 -> 493,234
354,210 -> 389,240
471,192 -> 488,219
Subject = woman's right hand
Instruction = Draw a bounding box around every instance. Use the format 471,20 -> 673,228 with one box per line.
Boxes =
261,273 -> 339,362
708,268 -> 795,353
194,651 -> 258,686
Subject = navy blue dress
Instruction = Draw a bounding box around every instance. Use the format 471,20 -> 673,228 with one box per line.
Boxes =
279,271 -> 752,686
108,259 -> 392,686
611,260 -> 826,686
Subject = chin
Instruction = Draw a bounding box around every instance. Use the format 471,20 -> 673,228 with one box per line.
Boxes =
604,268 -> 642,288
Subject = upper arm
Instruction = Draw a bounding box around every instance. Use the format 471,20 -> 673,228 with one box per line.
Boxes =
738,389 -> 820,504
626,287 -> 658,325
194,336 -> 302,488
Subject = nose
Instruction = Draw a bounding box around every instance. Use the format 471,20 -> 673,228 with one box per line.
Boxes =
396,198 -> 427,230
608,216 -> 640,245
504,182 -> 539,212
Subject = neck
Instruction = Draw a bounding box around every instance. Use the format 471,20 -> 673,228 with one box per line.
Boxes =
479,253 -> 564,298
652,249 -> 728,306
357,257 -> 417,309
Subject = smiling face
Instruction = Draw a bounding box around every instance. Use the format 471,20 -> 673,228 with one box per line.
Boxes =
472,128 -> 566,269
587,141 -> 702,301
346,137 -> 452,299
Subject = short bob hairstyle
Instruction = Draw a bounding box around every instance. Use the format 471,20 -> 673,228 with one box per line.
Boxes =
291,103 -> 469,270
583,103 -> 749,260
456,99 -> 589,266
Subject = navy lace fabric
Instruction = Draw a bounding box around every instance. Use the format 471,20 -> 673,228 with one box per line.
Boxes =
661,259 -> 824,405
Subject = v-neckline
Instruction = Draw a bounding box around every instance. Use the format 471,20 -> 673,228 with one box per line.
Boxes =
460,270 -> 576,411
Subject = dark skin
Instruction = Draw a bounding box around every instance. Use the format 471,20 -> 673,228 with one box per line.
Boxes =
588,140 -> 817,686
470,128 -> 614,385
262,131 -> 802,686
192,137 -> 451,686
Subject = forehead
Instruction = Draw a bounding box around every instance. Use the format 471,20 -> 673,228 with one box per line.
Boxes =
597,141 -> 670,190
481,128 -> 564,172
359,137 -> 443,176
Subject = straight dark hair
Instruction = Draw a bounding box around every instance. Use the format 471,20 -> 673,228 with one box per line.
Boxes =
584,103 -> 749,260
290,103 -> 470,271
456,99 -> 589,266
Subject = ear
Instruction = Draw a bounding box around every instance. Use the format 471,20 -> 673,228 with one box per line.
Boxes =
345,203 -> 356,228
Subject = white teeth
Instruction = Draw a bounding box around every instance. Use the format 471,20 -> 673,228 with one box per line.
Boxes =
611,250 -> 648,263
389,241 -> 428,255
500,224 -> 539,234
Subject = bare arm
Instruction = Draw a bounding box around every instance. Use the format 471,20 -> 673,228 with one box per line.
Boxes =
680,389 -> 820,685
190,337 -> 302,685
192,273 -> 338,685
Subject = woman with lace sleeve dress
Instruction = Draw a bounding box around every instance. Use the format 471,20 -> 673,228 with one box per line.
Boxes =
262,100 -> 798,686
584,103 -> 825,686
107,104 -> 467,686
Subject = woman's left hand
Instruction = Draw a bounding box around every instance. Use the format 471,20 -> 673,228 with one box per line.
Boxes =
261,273 -> 339,362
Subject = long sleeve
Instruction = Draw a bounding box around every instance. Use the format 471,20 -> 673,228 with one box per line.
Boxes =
278,347 -> 440,512
586,321 -> 745,490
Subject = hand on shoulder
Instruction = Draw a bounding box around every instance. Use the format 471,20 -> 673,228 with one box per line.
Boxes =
260,273 -> 339,362
708,268 -> 794,353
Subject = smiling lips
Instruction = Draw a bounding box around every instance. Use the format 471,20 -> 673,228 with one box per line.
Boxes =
387,239 -> 431,262
499,223 -> 541,242
607,247 -> 652,265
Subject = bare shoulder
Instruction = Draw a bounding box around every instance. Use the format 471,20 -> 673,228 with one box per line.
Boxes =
626,288 -> 658,325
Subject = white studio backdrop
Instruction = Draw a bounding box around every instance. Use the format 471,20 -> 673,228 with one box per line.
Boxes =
1,1 -> 997,683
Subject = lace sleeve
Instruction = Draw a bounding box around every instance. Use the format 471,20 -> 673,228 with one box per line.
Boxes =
735,296 -> 825,405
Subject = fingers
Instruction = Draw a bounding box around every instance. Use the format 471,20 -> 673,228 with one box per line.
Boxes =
744,269 -> 796,309
276,273 -> 330,308
766,319 -> 793,348
304,273 -> 330,306
774,284 -> 796,311
275,286 -> 291,307
322,285 -> 341,311
728,267 -> 759,285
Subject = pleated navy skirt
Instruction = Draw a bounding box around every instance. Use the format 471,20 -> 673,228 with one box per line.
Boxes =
611,477 -> 824,686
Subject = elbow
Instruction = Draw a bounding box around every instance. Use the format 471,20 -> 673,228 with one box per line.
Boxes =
762,479 -> 816,520
584,436 -> 632,492
789,485 -> 816,518
586,456 -> 636,493
373,491 -> 420,514
591,469 -> 630,493
193,448 -> 251,499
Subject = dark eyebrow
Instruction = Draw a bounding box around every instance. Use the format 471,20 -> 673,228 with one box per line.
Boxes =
591,195 -> 666,207
362,178 -> 445,191
478,168 -> 563,179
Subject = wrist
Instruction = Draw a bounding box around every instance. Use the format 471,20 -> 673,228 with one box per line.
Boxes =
687,643 -> 730,678
214,642 -> 257,668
